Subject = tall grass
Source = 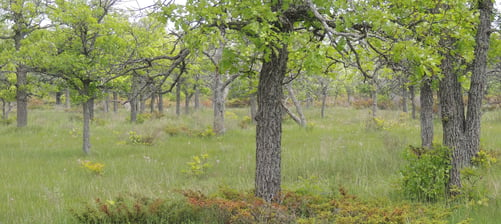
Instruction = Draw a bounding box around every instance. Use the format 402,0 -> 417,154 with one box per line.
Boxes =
0,106 -> 500,223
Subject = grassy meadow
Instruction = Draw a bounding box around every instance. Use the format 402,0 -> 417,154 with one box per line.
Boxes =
0,105 -> 500,223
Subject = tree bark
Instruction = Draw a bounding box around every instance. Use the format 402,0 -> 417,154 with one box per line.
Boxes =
321,86 -> 328,118
158,93 -> 164,114
250,93 -> 257,123
402,84 -> 408,113
16,66 -> 28,127
176,81 -> 181,116
55,91 -> 63,105
65,88 -> 71,109
255,44 -> 288,202
194,85 -> 200,110
465,0 -> 493,160
113,91 -> 118,113
371,77 -> 378,119
410,85 -> 416,119
420,78 -> 434,149
150,94 -> 155,113
82,99 -> 92,154
439,0 -> 493,194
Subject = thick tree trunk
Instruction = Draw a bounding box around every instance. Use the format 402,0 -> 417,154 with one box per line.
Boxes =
439,47 -> 467,191
16,66 -> 28,127
103,91 -> 110,113
255,44 -> 288,202
439,0 -> 493,194
420,78 -> 434,149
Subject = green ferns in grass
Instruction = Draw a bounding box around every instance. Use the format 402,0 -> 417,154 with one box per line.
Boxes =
400,145 -> 451,202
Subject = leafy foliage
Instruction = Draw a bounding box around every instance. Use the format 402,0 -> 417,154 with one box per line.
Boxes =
400,145 -> 452,202
182,153 -> 211,177
78,159 -> 105,176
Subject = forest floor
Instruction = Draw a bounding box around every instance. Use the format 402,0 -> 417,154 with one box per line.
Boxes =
0,106 -> 500,223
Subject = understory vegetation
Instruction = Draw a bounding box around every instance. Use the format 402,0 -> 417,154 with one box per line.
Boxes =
1,106 -> 500,223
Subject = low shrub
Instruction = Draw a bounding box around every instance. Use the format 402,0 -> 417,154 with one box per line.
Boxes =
70,193 -> 200,224
127,131 -> 154,145
72,187 -> 453,223
399,145 -> 452,202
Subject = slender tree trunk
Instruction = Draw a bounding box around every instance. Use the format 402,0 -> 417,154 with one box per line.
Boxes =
410,85 -> 416,119
103,91 -> 110,113
150,94 -> 155,113
176,81 -> 181,116
113,92 -> 118,113
250,93 -> 257,123
82,99 -> 91,154
158,93 -> 164,114
255,44 -> 288,202
16,66 -> 28,127
65,88 -> 71,109
185,92 -> 191,114
212,43 -> 226,135
194,85 -> 200,110
89,98 -> 95,121
139,94 -> 146,113
371,78 -> 378,119
286,84 -> 306,127
402,84 -> 408,113
420,78 -> 434,149
1,99 -> 7,120
55,91 -> 63,105
130,97 -> 138,122
321,86 -> 328,119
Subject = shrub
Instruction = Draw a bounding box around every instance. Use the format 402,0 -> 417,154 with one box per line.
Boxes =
198,126 -> 215,137
238,116 -> 253,129
127,131 -> 154,145
182,153 -> 211,177
70,193 -> 200,224
164,126 -> 191,136
399,145 -> 452,202
78,159 -> 105,176
458,149 -> 498,204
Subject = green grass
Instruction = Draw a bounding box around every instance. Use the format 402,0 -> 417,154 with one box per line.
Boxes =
0,106 -> 500,223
